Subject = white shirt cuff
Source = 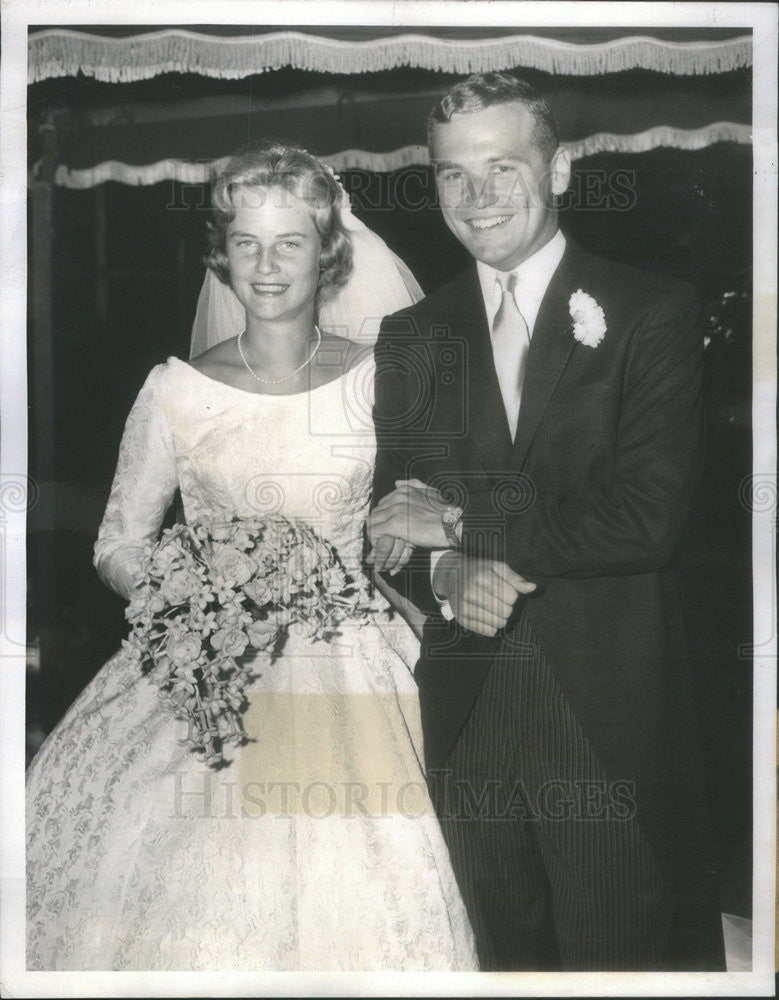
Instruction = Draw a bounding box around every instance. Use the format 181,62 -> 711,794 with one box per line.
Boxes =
429,549 -> 455,621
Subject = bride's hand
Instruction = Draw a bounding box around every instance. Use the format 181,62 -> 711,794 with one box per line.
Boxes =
366,534 -> 415,575
367,479 -> 450,552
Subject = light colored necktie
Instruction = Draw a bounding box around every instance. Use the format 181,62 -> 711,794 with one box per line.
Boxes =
491,271 -> 530,442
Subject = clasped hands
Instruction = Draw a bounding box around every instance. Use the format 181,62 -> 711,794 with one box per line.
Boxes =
366,479 -> 535,637
367,479 -> 451,573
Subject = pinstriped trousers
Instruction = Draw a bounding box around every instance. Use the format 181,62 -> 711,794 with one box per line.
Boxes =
427,616 -> 672,971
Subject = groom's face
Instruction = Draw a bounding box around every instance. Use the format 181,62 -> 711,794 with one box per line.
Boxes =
430,101 -> 569,271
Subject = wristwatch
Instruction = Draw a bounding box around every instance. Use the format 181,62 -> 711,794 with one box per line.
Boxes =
441,505 -> 464,547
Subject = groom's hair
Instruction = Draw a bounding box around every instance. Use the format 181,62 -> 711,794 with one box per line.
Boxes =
205,141 -> 353,297
427,72 -> 560,163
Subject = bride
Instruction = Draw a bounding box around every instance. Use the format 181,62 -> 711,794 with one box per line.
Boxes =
26,142 -> 477,971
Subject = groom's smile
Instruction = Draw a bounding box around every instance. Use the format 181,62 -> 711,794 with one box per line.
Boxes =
467,214 -> 513,231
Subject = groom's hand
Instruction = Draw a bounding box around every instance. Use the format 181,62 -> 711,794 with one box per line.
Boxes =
433,551 -> 536,637
367,479 -> 450,552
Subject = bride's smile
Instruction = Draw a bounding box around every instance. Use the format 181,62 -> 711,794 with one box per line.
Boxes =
250,282 -> 288,295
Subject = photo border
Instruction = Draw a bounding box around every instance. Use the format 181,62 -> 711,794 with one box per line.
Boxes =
1,1 -> 775,995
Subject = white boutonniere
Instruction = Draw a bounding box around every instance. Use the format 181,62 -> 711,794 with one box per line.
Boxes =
569,289 -> 607,348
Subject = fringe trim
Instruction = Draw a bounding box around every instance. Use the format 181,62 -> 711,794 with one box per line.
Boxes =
30,28 -> 752,83
566,121 -> 752,159
52,150 -> 425,189
52,124 -> 751,189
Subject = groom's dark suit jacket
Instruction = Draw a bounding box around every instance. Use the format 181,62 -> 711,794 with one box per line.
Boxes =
372,240 -> 719,927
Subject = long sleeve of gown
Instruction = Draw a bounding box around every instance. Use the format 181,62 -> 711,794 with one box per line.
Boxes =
93,366 -> 179,601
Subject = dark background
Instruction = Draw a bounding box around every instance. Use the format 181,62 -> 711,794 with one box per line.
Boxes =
26,81 -> 753,917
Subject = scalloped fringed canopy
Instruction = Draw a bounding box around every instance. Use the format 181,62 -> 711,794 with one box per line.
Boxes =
28,26 -> 753,188
29,27 -> 752,81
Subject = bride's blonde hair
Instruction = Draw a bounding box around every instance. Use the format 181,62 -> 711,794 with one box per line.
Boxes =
205,141 -> 353,300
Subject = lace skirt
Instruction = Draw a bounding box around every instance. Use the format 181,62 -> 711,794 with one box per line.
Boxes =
26,614 -> 478,971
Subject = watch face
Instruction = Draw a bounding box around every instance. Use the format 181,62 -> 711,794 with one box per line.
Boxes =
443,506 -> 463,527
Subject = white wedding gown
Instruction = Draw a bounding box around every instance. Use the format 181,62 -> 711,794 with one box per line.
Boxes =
26,355 -> 477,972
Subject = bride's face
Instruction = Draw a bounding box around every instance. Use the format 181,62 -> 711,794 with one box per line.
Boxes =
226,186 -> 322,326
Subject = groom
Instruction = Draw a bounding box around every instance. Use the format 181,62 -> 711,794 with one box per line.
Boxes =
367,73 -> 725,970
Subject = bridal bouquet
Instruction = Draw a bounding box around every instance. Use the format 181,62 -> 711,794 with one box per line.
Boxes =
123,516 -> 375,767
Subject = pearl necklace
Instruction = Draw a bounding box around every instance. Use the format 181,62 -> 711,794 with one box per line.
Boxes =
237,326 -> 322,385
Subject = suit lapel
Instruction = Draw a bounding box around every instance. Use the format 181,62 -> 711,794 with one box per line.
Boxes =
512,243 -> 585,468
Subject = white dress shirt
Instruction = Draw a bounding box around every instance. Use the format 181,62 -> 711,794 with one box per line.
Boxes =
477,227 -> 567,349
431,229 -> 567,617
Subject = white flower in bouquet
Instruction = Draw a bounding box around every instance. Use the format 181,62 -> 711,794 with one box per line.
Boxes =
210,625 -> 250,659
245,619 -> 278,649
209,545 -> 256,588
167,631 -> 203,667
158,567 -> 201,605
